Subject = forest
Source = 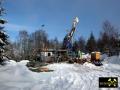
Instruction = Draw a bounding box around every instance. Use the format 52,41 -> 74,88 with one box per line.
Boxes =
0,0 -> 120,90
4,20 -> 119,61
0,0 -> 120,63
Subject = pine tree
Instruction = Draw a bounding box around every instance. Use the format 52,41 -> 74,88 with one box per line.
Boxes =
0,0 -> 9,64
86,32 -> 96,53
78,36 -> 86,52
72,41 -> 79,52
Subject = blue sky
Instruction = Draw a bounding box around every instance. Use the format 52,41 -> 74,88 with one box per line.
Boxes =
3,0 -> 120,41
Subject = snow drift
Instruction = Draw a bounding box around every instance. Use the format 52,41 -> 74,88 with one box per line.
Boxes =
103,55 -> 120,65
0,56 -> 120,90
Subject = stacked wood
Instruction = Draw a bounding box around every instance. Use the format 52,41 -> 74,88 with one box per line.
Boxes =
39,67 -> 49,72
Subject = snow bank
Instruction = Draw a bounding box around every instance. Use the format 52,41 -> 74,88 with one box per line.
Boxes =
47,63 -> 75,70
0,60 -> 120,90
47,63 -> 120,90
101,54 -> 108,60
5,60 -> 17,66
18,60 -> 29,65
83,62 -> 96,68
102,56 -> 120,73
104,56 -> 120,64
0,60 -> 51,90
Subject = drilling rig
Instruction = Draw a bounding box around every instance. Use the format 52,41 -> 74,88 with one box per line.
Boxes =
62,17 -> 79,51
62,17 -> 79,62
62,17 -> 103,65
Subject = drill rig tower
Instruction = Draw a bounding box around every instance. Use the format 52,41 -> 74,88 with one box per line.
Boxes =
62,17 -> 79,50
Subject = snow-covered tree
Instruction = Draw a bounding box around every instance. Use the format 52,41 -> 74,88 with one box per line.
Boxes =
0,0 -> 9,64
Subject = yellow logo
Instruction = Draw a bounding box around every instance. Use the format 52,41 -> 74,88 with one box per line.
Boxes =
107,78 -> 117,87
99,77 -> 118,88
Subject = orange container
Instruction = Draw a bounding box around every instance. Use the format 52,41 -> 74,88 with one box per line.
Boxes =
91,52 -> 101,61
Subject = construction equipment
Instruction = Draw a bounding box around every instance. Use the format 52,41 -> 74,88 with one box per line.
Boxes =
63,17 -> 79,50
91,52 -> 103,66
62,17 -> 80,63
62,18 -> 103,66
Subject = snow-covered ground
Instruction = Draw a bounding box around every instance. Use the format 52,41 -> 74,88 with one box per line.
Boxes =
0,56 -> 120,90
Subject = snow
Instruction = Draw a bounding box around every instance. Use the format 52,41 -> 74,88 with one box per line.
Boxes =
102,55 -> 120,74
103,56 -> 120,65
101,54 -> 108,60
0,56 -> 120,90
82,53 -> 91,59
83,62 -> 96,68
